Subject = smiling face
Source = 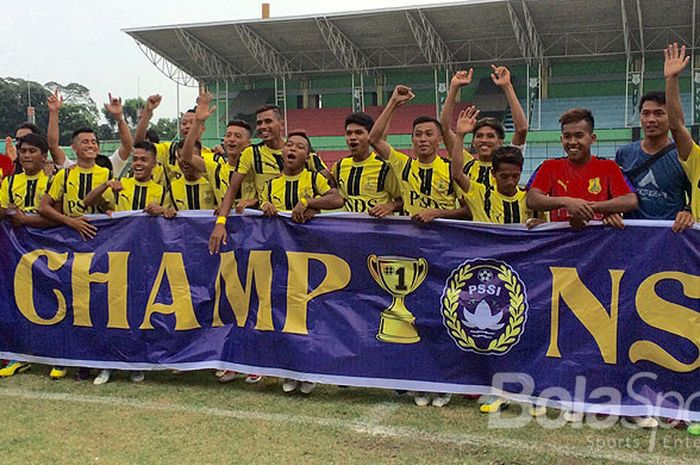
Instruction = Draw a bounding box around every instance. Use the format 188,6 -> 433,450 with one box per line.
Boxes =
282,134 -> 310,173
411,122 -> 442,159
256,109 -> 284,144
223,124 -> 251,158
180,112 -> 204,139
560,119 -> 596,165
472,125 -> 503,161
130,148 -> 156,182
72,131 -> 99,161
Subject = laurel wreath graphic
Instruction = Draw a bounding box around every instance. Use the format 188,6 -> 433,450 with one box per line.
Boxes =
441,264 -> 526,354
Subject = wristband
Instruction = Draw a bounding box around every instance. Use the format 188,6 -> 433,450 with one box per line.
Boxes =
216,216 -> 227,225
300,197 -> 309,207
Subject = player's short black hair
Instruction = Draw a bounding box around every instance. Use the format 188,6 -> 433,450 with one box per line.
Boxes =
17,133 -> 48,155
492,146 -> 524,171
255,104 -> 283,121
473,117 -> 505,140
412,116 -> 443,135
639,91 -> 666,111
287,130 -> 312,153
559,108 -> 595,133
71,127 -> 99,144
133,141 -> 157,157
15,122 -> 41,135
145,128 -> 160,144
227,119 -> 252,134
345,112 -> 374,132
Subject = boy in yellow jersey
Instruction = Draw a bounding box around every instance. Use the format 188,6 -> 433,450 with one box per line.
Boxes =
665,43 -> 699,231
209,104 -> 330,253
369,85 -> 469,408
0,134 -> 56,378
133,95 -> 217,187
333,112 -> 402,216
451,107 -> 545,228
440,66 -> 529,190
167,141 -> 218,212
260,131 -> 344,223
368,85 -> 470,223
82,141 -> 174,217
259,130 -> 343,395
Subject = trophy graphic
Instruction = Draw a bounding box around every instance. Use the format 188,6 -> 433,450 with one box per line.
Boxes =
367,255 -> 429,344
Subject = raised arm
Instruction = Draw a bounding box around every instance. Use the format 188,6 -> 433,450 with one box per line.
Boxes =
104,94 -> 133,161
47,89 -> 68,167
664,43 -> 694,161
134,95 -> 162,144
451,106 -> 480,193
182,91 -> 215,172
368,85 -> 415,159
491,65 -> 528,146
440,69 -> 473,156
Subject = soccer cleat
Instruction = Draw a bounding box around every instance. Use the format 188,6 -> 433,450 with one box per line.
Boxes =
529,404 -> 547,417
130,371 -> 145,383
432,394 -> 452,408
219,371 -> 237,383
299,382 -> 316,395
413,393 -> 430,407
631,416 -> 659,429
245,374 -> 262,384
479,396 -> 510,414
93,369 -> 112,385
282,378 -> 299,393
214,370 -> 226,378
75,368 -> 92,381
563,410 -> 584,423
50,366 -> 68,380
0,361 -> 30,377
688,423 -> 700,436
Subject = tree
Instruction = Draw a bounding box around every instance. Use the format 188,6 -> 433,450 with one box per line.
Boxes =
0,78 -> 51,136
57,103 -> 99,145
151,117 -> 179,141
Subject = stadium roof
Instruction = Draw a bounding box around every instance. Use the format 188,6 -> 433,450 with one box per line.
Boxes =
123,0 -> 699,86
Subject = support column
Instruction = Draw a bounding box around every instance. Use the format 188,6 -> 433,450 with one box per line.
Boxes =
625,56 -> 645,127
352,74 -> 365,112
274,76 -> 288,136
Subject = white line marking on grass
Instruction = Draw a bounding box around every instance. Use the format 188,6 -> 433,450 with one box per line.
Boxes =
0,388 -> 686,465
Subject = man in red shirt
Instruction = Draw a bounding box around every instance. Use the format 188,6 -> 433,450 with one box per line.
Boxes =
526,108 -> 638,229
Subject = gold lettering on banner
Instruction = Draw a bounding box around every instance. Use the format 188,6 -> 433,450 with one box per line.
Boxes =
72,252 -> 129,329
14,249 -> 68,325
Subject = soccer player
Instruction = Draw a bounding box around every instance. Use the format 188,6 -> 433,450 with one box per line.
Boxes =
440,66 -> 529,189
367,85 -> 470,223
615,88 -> 692,230
332,112 -> 402,216
4,122 -> 42,176
47,90 -> 133,178
451,107 -> 544,226
168,140 -> 218,212
209,104 -> 330,254
260,131 -> 344,223
526,108 -> 638,231
665,45 -> 700,434
0,133 -> 55,378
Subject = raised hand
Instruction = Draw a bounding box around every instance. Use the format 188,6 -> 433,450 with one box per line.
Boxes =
145,94 -> 162,112
450,69 -> 474,89
104,93 -> 124,118
491,65 -> 511,87
390,85 -> 415,106
664,43 -> 690,79
455,106 -> 480,135
4,136 -> 17,162
47,89 -> 63,112
195,91 -> 216,122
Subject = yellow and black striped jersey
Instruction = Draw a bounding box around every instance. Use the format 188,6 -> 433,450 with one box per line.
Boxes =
0,171 -> 51,213
332,153 -> 401,213
462,150 -> 495,190
102,178 -> 166,212
236,142 -> 328,199
464,183 -> 534,224
47,165 -> 111,217
262,170 -> 331,212
167,176 -> 217,211
385,147 -> 462,216
202,158 -> 257,204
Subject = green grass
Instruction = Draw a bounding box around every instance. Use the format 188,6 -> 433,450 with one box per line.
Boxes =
1,366 -> 698,465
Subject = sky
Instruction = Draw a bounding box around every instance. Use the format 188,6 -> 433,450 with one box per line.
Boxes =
1,0 -> 468,119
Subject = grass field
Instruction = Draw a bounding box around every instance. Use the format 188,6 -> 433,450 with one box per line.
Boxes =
1,366 -> 698,465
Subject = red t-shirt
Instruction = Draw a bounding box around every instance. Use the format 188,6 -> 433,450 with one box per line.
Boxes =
0,154 -> 13,178
530,156 -> 633,222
